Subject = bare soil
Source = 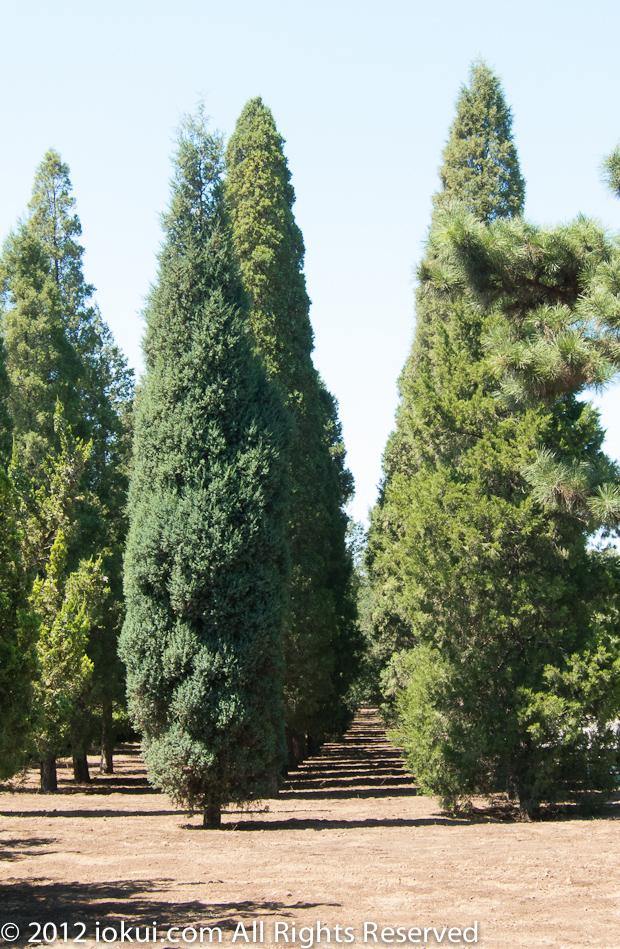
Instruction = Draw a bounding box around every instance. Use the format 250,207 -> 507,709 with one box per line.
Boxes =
1,708 -> 619,949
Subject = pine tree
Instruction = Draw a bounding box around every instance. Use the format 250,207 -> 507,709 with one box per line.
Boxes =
367,62 -> 619,816
120,111 -> 290,827
225,98 -> 359,758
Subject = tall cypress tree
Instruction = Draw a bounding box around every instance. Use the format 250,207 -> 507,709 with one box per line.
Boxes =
225,98 -> 359,758
367,62 -> 617,816
120,111 -> 290,827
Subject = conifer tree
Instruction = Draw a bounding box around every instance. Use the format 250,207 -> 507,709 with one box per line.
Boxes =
120,111 -> 290,827
368,62 -> 619,816
23,150 -> 134,776
225,98 -> 359,757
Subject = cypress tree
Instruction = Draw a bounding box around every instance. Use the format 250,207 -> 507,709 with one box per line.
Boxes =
225,98 -> 359,758
120,111 -> 290,827
367,62 -> 619,816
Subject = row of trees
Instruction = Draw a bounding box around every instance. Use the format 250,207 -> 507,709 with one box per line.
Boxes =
121,102 -> 360,826
0,102 -> 360,818
366,61 -> 620,818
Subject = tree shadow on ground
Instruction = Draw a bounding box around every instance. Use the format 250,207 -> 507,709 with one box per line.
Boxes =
0,838 -> 57,861
0,879 -> 340,946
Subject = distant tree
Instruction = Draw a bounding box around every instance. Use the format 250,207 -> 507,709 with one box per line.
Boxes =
120,111 -> 290,827
226,98 -> 360,758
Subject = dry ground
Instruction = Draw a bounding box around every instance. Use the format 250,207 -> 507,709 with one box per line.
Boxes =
1,708 -> 619,949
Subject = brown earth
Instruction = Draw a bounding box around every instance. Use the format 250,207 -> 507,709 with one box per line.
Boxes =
1,707 -> 619,949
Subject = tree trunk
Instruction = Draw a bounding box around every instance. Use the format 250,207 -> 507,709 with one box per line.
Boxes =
203,803 -> 221,828
266,773 -> 279,798
72,752 -> 90,783
40,757 -> 57,793
100,701 -> 114,774
307,734 -> 321,755
287,732 -> 307,769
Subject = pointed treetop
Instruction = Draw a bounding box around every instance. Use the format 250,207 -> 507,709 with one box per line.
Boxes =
434,60 -> 525,223
27,149 -> 93,307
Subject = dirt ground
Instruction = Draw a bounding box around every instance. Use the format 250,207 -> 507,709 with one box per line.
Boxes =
1,707 -> 619,949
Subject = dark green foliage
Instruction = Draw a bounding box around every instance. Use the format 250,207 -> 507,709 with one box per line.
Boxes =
226,98 -> 360,751
120,112 -> 290,823
368,62 -> 620,816
0,468 -> 37,779
0,337 -> 12,468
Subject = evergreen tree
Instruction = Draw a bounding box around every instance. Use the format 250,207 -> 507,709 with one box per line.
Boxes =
225,98 -> 359,758
368,62 -> 619,816
120,111 -> 290,827
24,150 -> 134,776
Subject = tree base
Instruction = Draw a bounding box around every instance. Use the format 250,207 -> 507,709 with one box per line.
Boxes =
72,753 -> 91,783
203,804 -> 221,828
40,758 -> 57,793
100,748 -> 114,774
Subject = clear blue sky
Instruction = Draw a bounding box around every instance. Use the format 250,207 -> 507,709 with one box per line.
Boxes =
2,0 -> 619,522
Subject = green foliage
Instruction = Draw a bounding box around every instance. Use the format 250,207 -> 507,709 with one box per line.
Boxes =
6,402 -> 108,768
120,110 -> 290,820
0,468 -> 37,779
226,98 -> 360,747
0,227 -> 80,469
0,337 -> 12,468
29,530 -> 99,761
368,62 -> 620,816
433,60 -> 525,223
602,144 -> 620,199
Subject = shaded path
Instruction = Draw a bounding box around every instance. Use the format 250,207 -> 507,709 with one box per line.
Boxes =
281,706 -> 419,800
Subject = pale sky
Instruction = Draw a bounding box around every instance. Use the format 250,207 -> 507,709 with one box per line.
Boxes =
1,0 -> 619,523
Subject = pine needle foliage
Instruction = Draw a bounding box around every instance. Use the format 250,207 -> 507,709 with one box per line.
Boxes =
120,111 -> 290,826
225,98 -> 359,752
